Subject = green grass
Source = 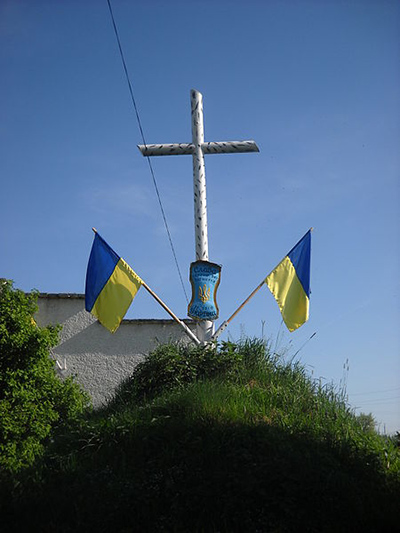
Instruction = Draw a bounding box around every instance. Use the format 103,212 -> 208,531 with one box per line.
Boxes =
1,339 -> 399,532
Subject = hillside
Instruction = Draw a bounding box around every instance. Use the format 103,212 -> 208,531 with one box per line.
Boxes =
1,339 -> 399,532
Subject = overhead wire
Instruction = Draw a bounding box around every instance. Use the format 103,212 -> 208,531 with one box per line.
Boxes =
353,396 -> 400,406
348,387 -> 400,397
106,0 -> 189,305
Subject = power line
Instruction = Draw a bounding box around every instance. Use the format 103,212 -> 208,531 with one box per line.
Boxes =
354,396 -> 400,406
106,0 -> 189,305
348,387 -> 400,397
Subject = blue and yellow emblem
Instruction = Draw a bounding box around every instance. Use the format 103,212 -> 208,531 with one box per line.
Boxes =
188,260 -> 221,321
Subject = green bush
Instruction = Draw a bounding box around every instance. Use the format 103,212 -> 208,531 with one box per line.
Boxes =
0,280 -> 90,472
112,338 -> 271,406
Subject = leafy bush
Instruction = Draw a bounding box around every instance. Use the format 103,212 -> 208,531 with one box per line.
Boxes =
0,280 -> 90,472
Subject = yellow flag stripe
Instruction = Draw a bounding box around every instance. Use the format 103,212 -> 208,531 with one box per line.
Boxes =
265,256 -> 309,332
92,258 -> 142,333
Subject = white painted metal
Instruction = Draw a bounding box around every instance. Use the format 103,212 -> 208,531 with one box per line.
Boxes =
139,140 -> 258,157
190,89 -> 208,262
138,89 -> 259,343
202,140 -> 259,154
190,90 -> 213,342
139,143 -> 195,156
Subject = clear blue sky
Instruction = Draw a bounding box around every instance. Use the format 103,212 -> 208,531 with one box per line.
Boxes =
1,0 -> 399,433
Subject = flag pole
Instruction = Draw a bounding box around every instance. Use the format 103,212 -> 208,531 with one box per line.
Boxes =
211,279 -> 266,342
141,281 -> 201,345
91,228 -> 200,345
211,227 -> 314,342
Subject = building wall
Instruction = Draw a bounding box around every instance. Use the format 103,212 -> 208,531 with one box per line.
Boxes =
35,294 -> 196,408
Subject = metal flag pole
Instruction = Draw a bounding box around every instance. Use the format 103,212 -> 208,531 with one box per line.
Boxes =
140,280 -> 201,346
211,279 -> 266,342
138,89 -> 259,344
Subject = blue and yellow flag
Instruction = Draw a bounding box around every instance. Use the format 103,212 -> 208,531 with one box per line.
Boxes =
85,232 -> 142,333
265,230 -> 311,332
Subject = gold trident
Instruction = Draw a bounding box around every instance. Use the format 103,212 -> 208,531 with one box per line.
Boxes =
198,284 -> 211,303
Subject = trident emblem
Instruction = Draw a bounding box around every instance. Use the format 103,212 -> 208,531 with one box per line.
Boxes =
198,284 -> 211,303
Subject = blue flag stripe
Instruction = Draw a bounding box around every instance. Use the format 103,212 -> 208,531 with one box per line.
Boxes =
85,233 -> 120,312
287,230 -> 311,297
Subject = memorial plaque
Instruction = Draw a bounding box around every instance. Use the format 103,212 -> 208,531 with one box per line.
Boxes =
188,260 -> 221,321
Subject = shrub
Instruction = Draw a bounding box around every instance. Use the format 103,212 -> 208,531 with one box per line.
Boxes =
0,280 -> 90,472
112,338 -> 271,406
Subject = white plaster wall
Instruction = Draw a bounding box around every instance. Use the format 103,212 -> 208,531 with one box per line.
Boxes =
35,294 -> 196,408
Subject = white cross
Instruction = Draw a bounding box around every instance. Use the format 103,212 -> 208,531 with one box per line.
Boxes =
138,89 -> 259,342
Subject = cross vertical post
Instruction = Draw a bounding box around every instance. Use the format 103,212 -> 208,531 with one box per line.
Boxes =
138,89 -> 259,343
190,90 -> 214,342
191,90 -> 208,262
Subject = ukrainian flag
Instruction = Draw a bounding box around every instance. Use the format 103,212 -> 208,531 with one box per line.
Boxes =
85,232 -> 142,333
265,230 -> 311,332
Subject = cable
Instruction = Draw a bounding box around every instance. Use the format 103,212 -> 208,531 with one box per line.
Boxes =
354,395 -> 400,405
106,0 -> 189,305
349,387 -> 400,397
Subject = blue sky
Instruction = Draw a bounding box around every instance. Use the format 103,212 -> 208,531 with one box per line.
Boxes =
1,0 -> 399,433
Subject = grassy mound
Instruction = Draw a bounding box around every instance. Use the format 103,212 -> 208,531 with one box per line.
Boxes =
1,339 -> 399,532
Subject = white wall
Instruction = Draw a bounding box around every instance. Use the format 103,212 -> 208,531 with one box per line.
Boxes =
35,294 -> 196,408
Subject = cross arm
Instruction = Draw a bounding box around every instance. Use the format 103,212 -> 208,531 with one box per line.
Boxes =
138,143 -> 195,156
138,140 -> 259,157
201,140 -> 259,154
